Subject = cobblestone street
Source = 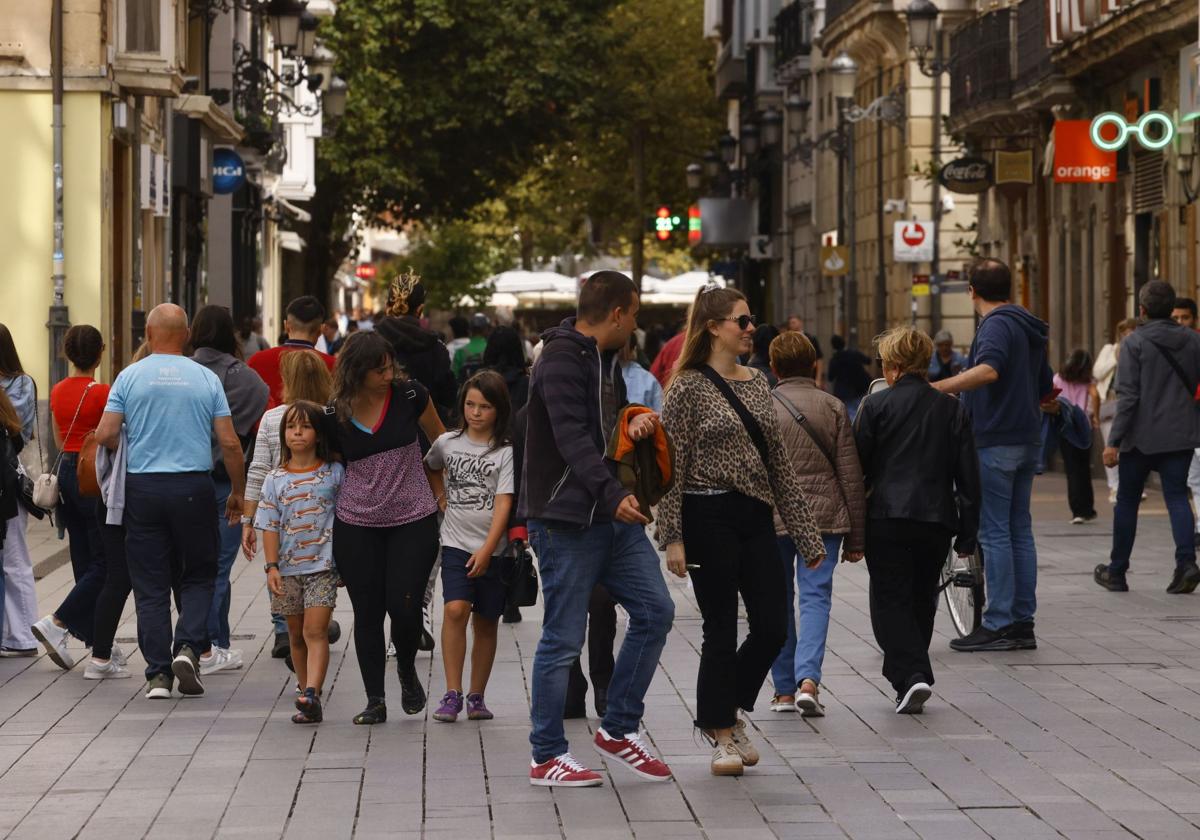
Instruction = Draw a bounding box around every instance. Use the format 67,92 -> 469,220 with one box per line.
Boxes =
2,473 -> 1199,839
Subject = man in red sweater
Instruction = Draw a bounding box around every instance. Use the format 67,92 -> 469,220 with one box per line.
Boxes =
649,331 -> 684,387
248,296 -> 336,409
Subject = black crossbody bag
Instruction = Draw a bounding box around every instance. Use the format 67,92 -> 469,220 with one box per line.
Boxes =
697,365 -> 771,470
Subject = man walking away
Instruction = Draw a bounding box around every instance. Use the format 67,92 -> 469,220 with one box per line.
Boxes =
825,335 -> 872,420
95,304 -> 246,699
932,259 -> 1053,652
521,271 -> 675,787
1095,281 -> 1200,593
249,296 -> 336,410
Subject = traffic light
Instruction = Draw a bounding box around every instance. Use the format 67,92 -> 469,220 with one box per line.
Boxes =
649,205 -> 683,241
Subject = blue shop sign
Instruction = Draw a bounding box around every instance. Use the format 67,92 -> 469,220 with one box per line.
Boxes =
212,148 -> 246,195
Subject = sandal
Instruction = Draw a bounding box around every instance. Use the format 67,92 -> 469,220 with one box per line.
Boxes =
353,697 -> 387,725
293,687 -> 323,723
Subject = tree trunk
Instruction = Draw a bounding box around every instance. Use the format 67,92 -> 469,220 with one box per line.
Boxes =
630,124 -> 646,292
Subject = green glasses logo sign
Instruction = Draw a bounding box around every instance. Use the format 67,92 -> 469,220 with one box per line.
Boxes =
1089,111 -> 1200,152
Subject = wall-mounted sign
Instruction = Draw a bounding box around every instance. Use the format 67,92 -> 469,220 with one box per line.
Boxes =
212,148 -> 247,195
939,157 -> 992,194
820,245 -> 849,276
894,220 -> 934,263
994,150 -> 1033,185
1054,120 -> 1115,183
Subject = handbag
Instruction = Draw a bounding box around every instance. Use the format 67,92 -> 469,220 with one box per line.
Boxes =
502,540 -> 539,608
32,382 -> 95,508
696,365 -> 771,470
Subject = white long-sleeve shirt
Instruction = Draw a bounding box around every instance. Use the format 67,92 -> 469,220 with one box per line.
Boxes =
245,404 -> 288,503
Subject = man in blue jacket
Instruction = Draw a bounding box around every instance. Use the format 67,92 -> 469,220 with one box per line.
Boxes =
520,271 -> 675,788
933,259 -> 1054,651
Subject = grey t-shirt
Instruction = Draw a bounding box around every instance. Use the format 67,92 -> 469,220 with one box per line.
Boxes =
424,432 -> 515,554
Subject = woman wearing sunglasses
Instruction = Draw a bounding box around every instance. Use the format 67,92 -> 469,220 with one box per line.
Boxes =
657,285 -> 825,777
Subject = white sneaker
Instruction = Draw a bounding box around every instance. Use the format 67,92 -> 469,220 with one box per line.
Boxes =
31,616 -> 76,671
1071,516 -> 1085,525
199,646 -> 244,675
83,658 -> 131,680
110,644 -> 128,667
1108,488 -> 1118,504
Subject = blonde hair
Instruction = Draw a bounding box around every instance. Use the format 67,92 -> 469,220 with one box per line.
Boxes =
280,349 -> 333,405
386,268 -> 423,317
1115,317 -> 1137,340
669,286 -> 747,388
131,341 -> 153,363
769,331 -> 817,379
876,326 -> 932,377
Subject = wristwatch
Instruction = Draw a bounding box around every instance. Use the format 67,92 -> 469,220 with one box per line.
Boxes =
240,516 -> 253,525
264,562 -> 280,573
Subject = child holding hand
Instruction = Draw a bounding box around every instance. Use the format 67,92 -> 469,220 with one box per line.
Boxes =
255,400 -> 344,723
425,371 -> 514,722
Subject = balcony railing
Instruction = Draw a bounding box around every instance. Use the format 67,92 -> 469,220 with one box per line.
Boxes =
1015,0 -> 1053,90
775,1 -> 813,68
949,10 -> 1012,116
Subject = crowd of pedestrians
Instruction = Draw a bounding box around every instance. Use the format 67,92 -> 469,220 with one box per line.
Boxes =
3,259 -> 1200,791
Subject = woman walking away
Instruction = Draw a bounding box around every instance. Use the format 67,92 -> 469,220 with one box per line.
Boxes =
425,371 -> 514,723
324,332 -> 445,724
0,390 -> 27,646
483,326 -> 530,410
0,323 -> 40,657
1054,350 -> 1100,524
256,401 -> 343,723
658,284 -> 825,777
854,327 -> 980,714
766,331 -> 866,717
1094,319 -> 1138,504
190,305 -> 269,675
31,326 -> 111,669
243,350 -> 335,662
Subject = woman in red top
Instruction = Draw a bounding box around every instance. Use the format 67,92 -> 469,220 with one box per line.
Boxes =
30,326 -> 111,671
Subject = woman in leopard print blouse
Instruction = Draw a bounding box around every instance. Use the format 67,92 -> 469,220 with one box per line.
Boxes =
656,285 -> 824,777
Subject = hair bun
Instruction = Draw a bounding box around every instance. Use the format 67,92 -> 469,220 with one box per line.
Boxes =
387,269 -> 425,317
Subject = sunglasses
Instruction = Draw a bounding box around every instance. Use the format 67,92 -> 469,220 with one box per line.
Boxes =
719,314 -> 757,331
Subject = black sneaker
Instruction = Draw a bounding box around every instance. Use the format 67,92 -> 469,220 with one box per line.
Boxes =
397,663 -> 427,715
1003,621 -> 1037,650
171,646 -> 204,696
327,620 -> 341,645
949,626 -> 1017,652
1166,562 -> 1200,594
895,676 -> 932,714
502,603 -> 523,624
1094,564 -> 1129,592
272,632 -> 290,658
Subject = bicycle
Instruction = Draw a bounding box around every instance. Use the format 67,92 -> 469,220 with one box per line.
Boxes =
939,545 -> 984,637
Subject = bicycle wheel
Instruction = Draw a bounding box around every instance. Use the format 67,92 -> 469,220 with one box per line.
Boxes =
941,546 -> 984,637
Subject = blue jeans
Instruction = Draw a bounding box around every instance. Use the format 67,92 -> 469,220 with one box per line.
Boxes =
771,534 -> 842,693
1109,448 -> 1196,575
209,478 -> 243,650
978,444 -> 1039,631
528,519 -> 674,763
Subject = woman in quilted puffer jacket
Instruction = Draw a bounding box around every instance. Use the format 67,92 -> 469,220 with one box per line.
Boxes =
765,330 -> 866,718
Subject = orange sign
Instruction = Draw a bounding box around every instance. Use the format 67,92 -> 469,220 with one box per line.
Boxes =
1053,120 -> 1116,183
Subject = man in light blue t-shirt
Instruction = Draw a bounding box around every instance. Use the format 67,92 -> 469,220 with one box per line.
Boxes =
96,304 -> 247,700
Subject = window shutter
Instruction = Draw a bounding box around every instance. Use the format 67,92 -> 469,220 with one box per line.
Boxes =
1133,148 -> 1165,215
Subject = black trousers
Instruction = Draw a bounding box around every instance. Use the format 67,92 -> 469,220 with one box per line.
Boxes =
124,473 -> 218,680
334,514 -> 440,700
865,519 -> 951,695
91,499 -> 131,661
1060,439 -> 1096,519
565,584 -> 617,707
685,492 -> 788,729
54,454 -> 107,644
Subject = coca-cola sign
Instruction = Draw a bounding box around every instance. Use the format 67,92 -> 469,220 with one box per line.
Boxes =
939,156 -> 993,194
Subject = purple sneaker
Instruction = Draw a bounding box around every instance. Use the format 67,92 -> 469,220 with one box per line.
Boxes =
466,692 -> 493,720
433,690 -> 463,723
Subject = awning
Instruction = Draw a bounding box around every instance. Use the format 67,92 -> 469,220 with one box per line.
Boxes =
174,95 -> 245,144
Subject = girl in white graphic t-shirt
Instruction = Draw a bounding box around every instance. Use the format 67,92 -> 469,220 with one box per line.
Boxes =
424,371 -> 514,723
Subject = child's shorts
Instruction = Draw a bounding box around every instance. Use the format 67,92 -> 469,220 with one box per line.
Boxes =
271,569 -> 339,616
440,546 -> 506,620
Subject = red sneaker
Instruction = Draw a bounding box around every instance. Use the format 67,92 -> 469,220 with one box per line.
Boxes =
593,728 -> 673,782
529,753 -> 603,787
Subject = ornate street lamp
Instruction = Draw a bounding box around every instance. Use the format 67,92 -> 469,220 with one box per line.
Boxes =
761,108 -> 784,148
905,0 -> 939,61
686,163 -> 704,192
829,51 -> 858,101
266,0 -> 306,53
718,131 -> 738,165
323,75 -> 348,118
740,119 -> 761,157
702,150 -> 722,179
297,11 -> 320,58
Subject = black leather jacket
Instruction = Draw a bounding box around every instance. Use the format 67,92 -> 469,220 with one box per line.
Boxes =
853,375 -> 981,555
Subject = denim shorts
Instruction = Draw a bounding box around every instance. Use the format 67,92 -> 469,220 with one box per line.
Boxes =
440,546 -> 506,619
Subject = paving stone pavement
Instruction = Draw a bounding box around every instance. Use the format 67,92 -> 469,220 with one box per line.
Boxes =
2,473 -> 1199,839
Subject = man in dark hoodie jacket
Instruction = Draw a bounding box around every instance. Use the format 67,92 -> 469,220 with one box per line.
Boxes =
933,259 -> 1054,652
1095,281 -> 1200,594
520,271 -> 675,788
